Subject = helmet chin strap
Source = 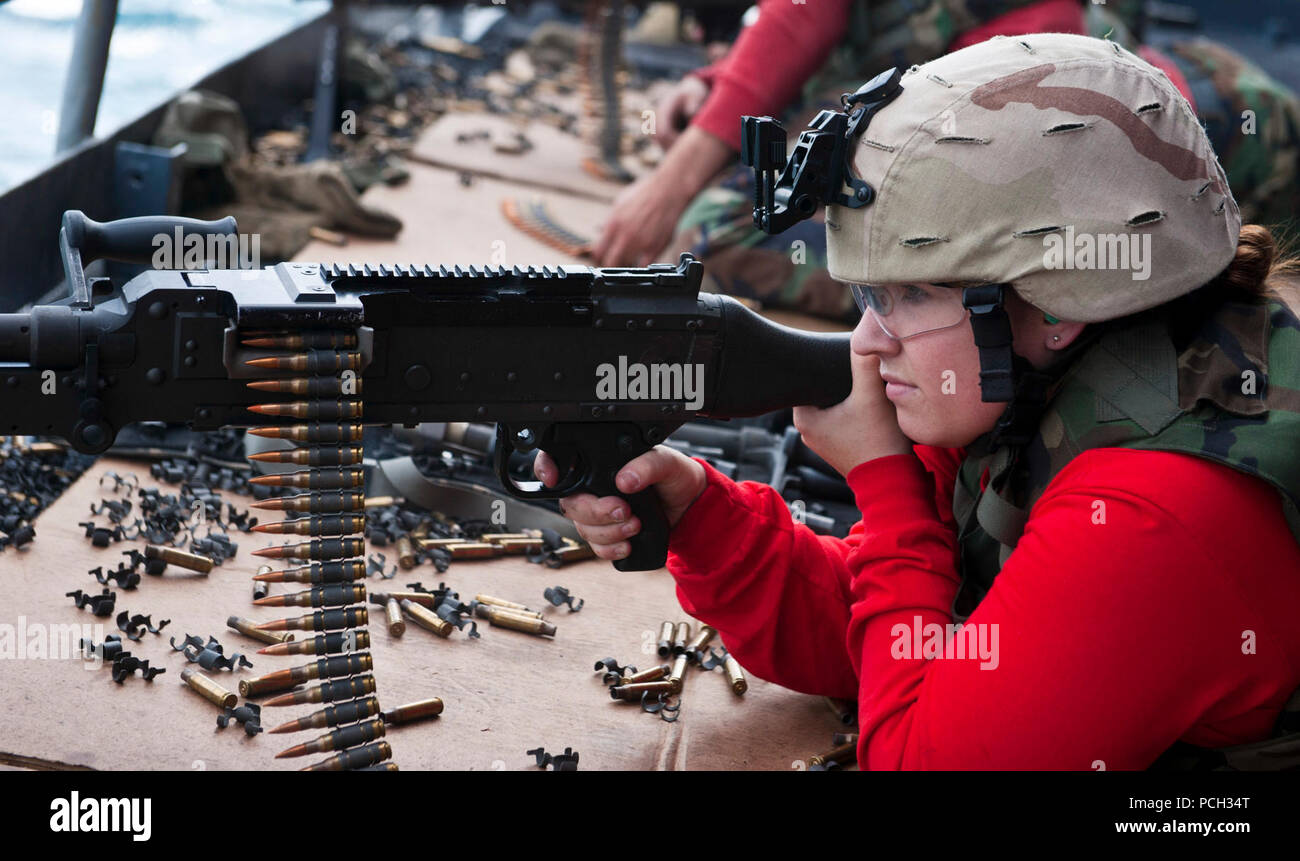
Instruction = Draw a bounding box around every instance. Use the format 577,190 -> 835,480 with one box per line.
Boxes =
961,284 -> 1056,451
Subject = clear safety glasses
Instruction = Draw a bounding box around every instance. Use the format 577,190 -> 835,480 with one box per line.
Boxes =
849,282 -> 970,341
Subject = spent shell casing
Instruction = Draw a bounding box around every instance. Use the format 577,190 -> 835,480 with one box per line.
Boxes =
445,542 -> 502,560
685,625 -> 717,660
180,667 -> 237,709
620,664 -> 671,686
809,741 -> 858,769
825,697 -> 857,726
247,446 -> 364,468
240,332 -> 358,350
669,654 -> 689,693
251,513 -> 366,536
385,597 -> 405,636
372,590 -> 436,609
248,468 -> 364,490
473,601 -> 541,620
267,695 -> 381,734
227,615 -> 294,645
246,401 -> 362,421
251,538 -> 366,561
258,630 -> 370,656
253,583 -> 366,608
418,538 -> 466,549
545,543 -> 595,566
472,602 -> 537,621
249,491 -> 365,513
263,674 -> 377,707
300,740 -> 391,772
657,621 -> 675,657
380,697 -> 444,726
253,564 -> 272,601
246,423 -> 363,444
610,681 -> 676,701
400,599 -> 453,637
257,606 -> 368,632
364,496 -> 402,509
832,733 -> 859,748
473,594 -> 534,614
396,535 -> 416,569
253,559 -> 366,584
479,532 -> 538,543
724,654 -> 747,695
144,544 -> 213,574
275,718 -> 386,759
244,350 -> 360,373
479,604 -> 556,637
483,537 -> 544,554
672,622 -> 691,655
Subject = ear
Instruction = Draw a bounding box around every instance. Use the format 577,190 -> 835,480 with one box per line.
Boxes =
1046,320 -> 1087,351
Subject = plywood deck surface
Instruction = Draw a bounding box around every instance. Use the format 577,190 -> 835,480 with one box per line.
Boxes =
408,111 -> 648,204
298,162 -> 607,268
0,459 -> 843,770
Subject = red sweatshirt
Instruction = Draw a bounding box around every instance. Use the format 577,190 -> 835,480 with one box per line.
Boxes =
689,0 -> 1088,150
667,446 -> 1300,769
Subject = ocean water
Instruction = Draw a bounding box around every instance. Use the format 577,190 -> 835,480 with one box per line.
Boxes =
0,0 -> 329,193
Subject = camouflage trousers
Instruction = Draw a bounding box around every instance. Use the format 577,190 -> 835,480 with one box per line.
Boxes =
671,161 -> 860,325
671,84 -> 863,326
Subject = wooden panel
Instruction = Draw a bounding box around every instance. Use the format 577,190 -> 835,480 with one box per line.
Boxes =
0,458 -> 844,770
296,162 -> 607,268
407,111 -> 647,204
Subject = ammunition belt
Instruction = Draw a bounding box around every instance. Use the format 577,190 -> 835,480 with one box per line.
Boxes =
237,328 -> 395,771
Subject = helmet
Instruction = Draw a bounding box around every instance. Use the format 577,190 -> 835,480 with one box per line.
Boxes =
826,32 -> 1241,323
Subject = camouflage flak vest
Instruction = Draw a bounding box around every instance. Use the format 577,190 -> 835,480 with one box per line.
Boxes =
951,293 -> 1300,770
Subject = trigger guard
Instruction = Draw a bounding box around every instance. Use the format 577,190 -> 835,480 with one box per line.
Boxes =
493,425 -> 587,499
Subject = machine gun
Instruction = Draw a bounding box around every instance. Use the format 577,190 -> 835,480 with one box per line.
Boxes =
0,211 -> 852,571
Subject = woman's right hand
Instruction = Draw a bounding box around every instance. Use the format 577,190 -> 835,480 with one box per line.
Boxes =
655,75 -> 711,151
533,445 -> 708,562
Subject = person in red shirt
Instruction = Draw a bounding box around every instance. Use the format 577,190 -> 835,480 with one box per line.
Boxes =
593,0 -> 1086,267
538,34 -> 1300,769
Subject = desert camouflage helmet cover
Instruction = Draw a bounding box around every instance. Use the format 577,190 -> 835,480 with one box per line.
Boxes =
825,33 -> 1242,323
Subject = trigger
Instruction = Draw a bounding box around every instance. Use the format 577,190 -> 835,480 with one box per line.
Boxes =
548,448 -> 579,481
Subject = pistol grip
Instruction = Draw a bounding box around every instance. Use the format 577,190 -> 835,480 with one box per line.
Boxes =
613,485 -> 670,572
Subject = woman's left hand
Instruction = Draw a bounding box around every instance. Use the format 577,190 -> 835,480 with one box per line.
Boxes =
792,352 -> 914,478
